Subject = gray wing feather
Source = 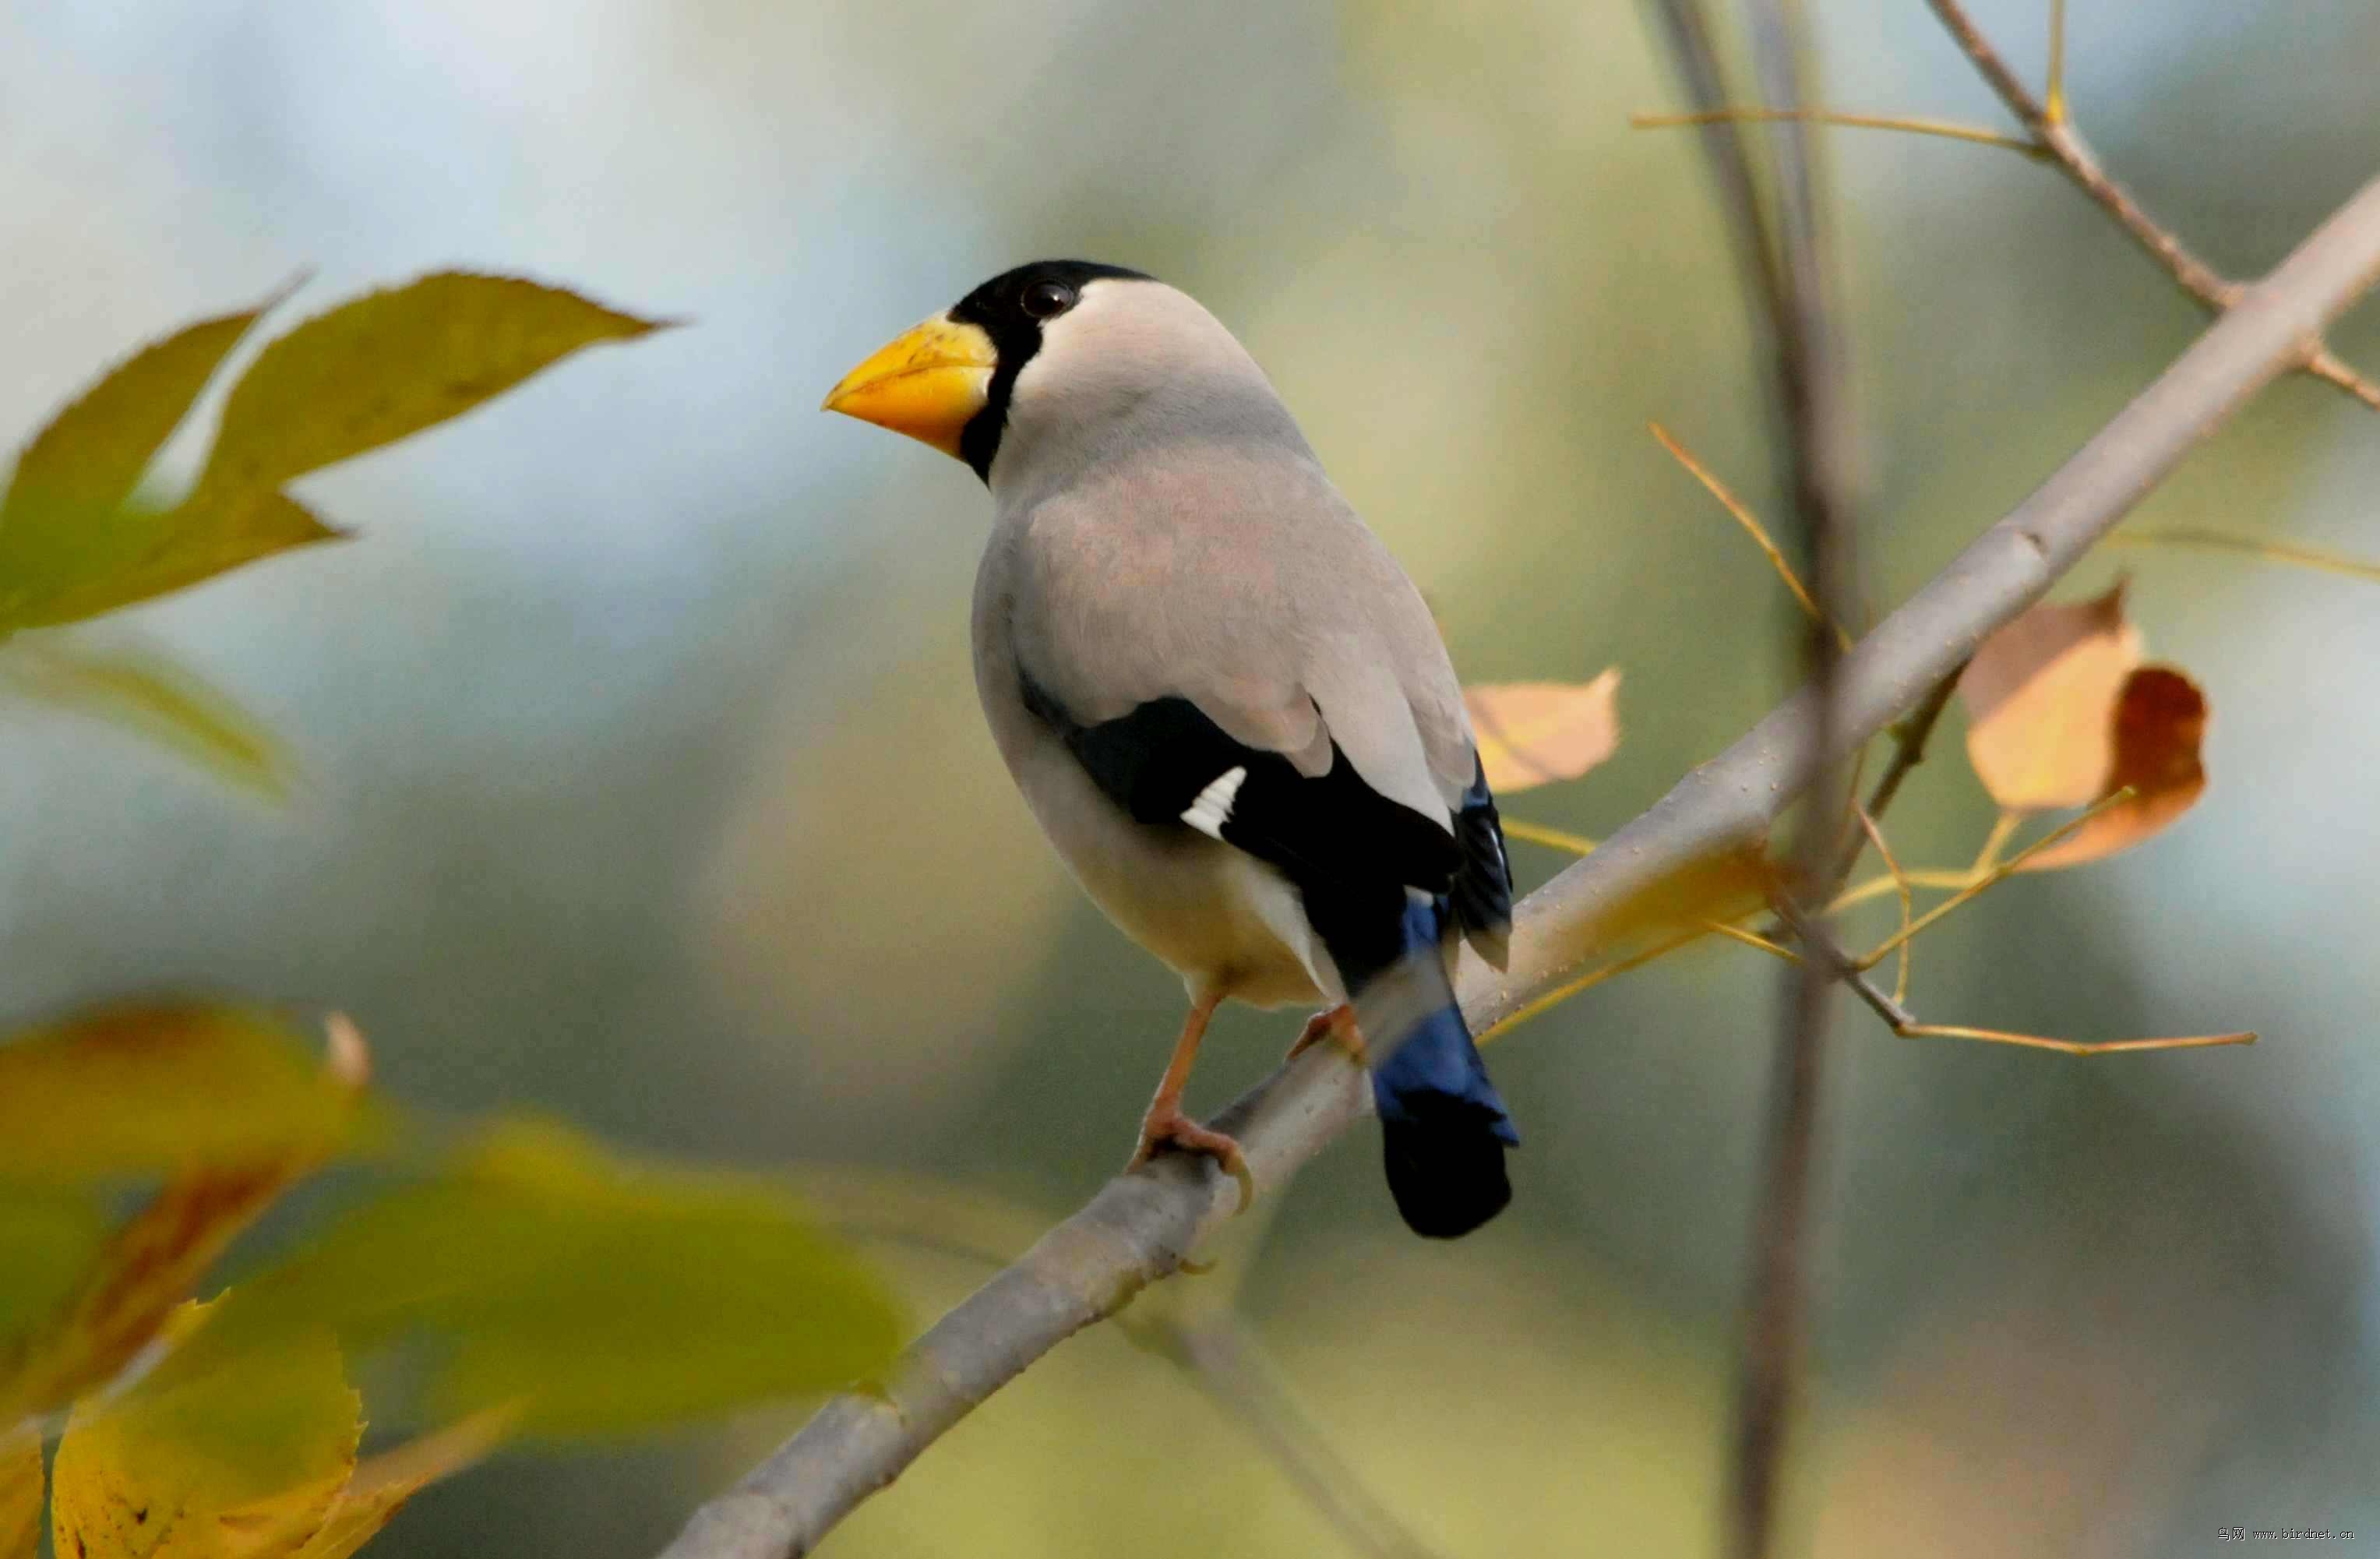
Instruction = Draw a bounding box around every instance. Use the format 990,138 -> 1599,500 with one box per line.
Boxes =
1001,440 -> 1474,824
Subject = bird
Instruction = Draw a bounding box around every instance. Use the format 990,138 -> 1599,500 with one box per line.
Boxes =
823,261 -> 1519,1238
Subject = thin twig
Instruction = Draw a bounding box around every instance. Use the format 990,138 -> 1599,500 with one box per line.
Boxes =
1923,0 -> 2380,411
1827,866 -> 1976,912
1859,792 -> 2135,969
1498,818 -> 1600,855
1637,4 -> 2380,409
654,172 -> 2380,1559
1970,809 -> 2021,874
2103,527 -> 2380,586
2044,0 -> 2069,125
813,1173 -> 1440,1559
1827,665 -> 1962,887
1633,107 -> 2048,159
1641,0 -> 1793,387
1856,810 -> 1915,1006
1476,928 -> 1705,1046
1648,421 -> 1845,644
1135,1312 -> 1451,1559
1791,908 -> 2254,1057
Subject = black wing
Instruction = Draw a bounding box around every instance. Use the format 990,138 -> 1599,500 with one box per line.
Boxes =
1448,757 -> 1513,970
1019,668 -> 1458,891
1019,667 -> 1520,982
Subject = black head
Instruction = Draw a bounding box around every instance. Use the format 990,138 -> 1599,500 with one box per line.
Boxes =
947,260 -> 1152,481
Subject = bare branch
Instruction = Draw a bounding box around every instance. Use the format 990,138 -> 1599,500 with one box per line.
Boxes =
654,171 -> 2380,1559
1718,0 -> 1863,1551
1639,0 -> 1793,382
1923,0 -> 2380,410
1785,905 -> 2257,1059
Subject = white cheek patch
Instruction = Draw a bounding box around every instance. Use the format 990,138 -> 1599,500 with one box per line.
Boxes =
1181,766 -> 1249,840
1006,294 -> 1099,421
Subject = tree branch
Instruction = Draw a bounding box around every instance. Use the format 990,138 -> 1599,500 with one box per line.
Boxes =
1722,0 -> 1861,1552
655,171 -> 2380,1559
1923,0 -> 2380,411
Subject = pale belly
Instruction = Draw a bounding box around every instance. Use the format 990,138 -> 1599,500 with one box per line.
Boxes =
1013,737 -> 1335,1011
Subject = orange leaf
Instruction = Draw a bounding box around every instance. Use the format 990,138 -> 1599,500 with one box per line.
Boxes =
1959,584 -> 2140,810
1465,670 -> 1622,795
0,1421 -> 39,1559
2015,667 -> 2207,872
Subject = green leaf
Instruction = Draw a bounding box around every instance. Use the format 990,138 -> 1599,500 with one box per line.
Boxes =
0,634 -> 292,797
192,271 -> 668,496
5,489 -> 344,631
0,272 -> 661,632
0,1003 -> 373,1185
199,1120 -> 906,1437
0,1190 -> 113,1366
0,285 -> 293,633
0,283 -> 288,532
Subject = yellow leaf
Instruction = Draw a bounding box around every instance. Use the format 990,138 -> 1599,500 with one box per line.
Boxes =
288,1413 -> 509,1559
51,1314 -> 359,1559
1959,583 -> 2141,810
0,273 -> 661,632
0,1421 -> 41,1559
2015,666 -> 2208,871
1465,669 -> 1623,795
9,492 -> 344,631
0,1003 -> 373,1186
197,1120 -> 904,1437
192,272 -> 667,496
0,285 -> 286,535
0,636 -> 291,798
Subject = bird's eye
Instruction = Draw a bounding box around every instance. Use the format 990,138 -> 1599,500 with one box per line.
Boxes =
1021,280 -> 1077,320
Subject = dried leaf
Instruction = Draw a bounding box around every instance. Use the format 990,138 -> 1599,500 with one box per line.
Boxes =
192,1120 -> 904,1437
51,1314 -> 359,1559
1466,670 -> 1623,794
0,636 -> 291,797
1959,584 -> 2141,810
288,1413 -> 509,1559
192,272 -> 665,496
2015,666 -> 2207,871
0,1421 -> 40,1559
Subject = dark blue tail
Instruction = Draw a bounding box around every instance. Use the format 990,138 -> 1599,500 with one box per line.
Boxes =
1361,900 -> 1520,1240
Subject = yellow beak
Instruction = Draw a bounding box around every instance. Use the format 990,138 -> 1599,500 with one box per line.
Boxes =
821,315 -> 998,459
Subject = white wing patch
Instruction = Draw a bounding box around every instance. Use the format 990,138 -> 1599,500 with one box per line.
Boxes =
1180,765 -> 1249,840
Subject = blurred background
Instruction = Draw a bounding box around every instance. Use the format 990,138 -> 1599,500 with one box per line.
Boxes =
5,1 -> 2378,1553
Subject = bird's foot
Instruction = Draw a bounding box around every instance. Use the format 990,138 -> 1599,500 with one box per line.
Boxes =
1130,1102 -> 1254,1214
1285,1003 -> 1366,1066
